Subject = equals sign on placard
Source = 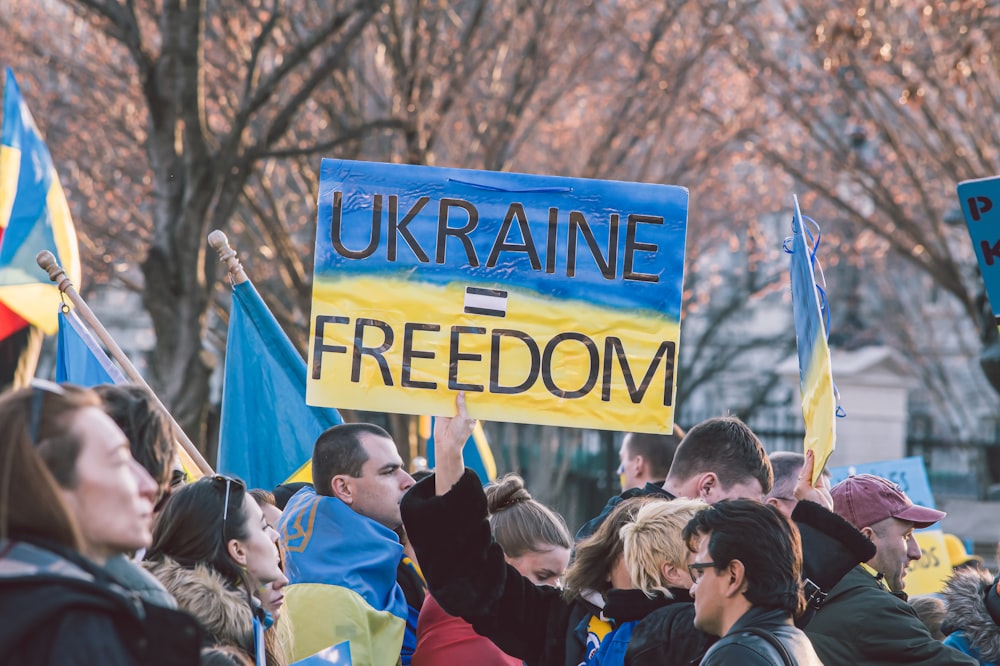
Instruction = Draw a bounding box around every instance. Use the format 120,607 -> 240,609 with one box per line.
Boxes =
464,286 -> 508,318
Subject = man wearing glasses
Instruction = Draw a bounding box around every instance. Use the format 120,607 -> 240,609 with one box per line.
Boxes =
683,500 -> 822,665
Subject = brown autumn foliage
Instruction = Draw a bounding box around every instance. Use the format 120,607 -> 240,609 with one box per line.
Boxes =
2,0 -> 997,482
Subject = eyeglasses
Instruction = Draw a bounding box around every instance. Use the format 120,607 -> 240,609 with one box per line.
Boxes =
211,475 -> 246,536
688,561 -> 720,583
28,380 -> 67,446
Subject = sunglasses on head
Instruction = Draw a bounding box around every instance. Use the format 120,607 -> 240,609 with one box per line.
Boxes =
211,475 -> 247,535
28,380 -> 68,447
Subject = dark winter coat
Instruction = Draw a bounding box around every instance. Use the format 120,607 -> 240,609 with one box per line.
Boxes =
624,591 -> 715,666
402,470 -> 594,666
806,565 -> 978,665
701,607 -> 821,666
0,538 -> 202,666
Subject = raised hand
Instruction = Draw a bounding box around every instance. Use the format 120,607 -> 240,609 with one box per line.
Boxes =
434,392 -> 479,496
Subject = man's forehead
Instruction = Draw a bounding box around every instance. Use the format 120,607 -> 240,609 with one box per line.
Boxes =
359,433 -> 402,464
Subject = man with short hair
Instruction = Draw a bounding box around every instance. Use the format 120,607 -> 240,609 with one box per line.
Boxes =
578,416 -> 773,540
684,500 -> 822,665
279,423 -> 419,666
805,474 -> 977,665
617,430 -> 680,491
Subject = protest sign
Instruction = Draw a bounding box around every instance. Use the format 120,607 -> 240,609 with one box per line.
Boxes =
307,160 -> 687,433
958,175 -> 1000,335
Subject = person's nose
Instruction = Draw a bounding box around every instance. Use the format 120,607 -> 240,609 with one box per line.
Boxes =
400,470 -> 415,490
132,459 -> 158,504
907,536 -> 922,561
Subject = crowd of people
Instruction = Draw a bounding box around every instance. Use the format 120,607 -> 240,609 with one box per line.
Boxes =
2,382 -> 1000,665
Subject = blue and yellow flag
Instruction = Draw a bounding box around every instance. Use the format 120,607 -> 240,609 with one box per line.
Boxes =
0,69 -> 80,335
424,416 -> 496,485
787,196 -> 837,478
279,486 -> 406,666
218,281 -> 343,490
54,306 -> 204,481
56,307 -> 127,385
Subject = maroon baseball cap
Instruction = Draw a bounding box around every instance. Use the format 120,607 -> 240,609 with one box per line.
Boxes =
832,474 -> 945,530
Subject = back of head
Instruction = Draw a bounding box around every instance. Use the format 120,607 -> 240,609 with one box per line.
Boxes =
666,417 -> 772,495
767,451 -> 804,501
683,499 -> 805,616
200,645 -> 254,666
563,495 -> 660,601
94,384 -> 174,500
908,595 -> 947,641
311,423 -> 390,496
147,477 -> 250,584
621,497 -> 707,599
0,382 -> 100,549
624,432 -> 680,481
484,474 -> 571,558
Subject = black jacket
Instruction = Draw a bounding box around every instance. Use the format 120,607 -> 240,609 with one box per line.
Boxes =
402,470 -> 589,666
701,607 -> 822,666
0,538 -> 202,666
624,591 -> 715,666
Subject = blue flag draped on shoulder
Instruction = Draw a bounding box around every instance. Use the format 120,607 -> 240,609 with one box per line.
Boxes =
218,281 -> 343,490
0,69 -> 80,335
279,487 -> 404,665
786,196 -> 839,478
56,307 -> 127,385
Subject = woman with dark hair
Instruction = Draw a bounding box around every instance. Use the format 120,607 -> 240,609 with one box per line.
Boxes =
146,475 -> 288,666
95,382 -> 179,608
0,381 -> 202,664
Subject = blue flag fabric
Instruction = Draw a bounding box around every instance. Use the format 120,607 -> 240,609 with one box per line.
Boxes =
279,486 -> 406,665
55,307 -> 127,386
218,281 -> 343,491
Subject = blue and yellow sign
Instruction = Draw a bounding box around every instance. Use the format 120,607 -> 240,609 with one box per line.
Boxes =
307,160 -> 688,433
958,175 -> 1000,335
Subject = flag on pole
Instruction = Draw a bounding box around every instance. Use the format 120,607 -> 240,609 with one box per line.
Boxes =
55,306 -> 204,481
0,68 -> 80,336
787,196 -> 838,479
218,281 -> 343,491
424,415 -> 497,485
56,307 -> 127,385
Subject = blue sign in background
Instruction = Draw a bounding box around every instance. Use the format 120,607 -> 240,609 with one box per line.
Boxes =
828,455 -> 935,510
314,159 -> 689,319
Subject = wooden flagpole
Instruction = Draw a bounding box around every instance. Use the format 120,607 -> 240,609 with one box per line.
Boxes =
207,230 -> 249,285
36,250 -> 214,476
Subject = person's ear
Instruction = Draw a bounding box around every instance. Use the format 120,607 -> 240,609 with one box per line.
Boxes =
764,497 -> 780,509
632,455 -> 646,477
697,473 -> 718,500
662,562 -> 689,588
227,538 -> 247,567
724,559 -> 747,597
331,475 -> 354,504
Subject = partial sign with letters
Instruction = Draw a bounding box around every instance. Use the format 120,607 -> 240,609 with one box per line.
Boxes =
958,175 -> 1000,333
307,160 -> 688,433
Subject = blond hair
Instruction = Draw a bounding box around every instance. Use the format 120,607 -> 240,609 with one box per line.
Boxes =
621,497 -> 707,599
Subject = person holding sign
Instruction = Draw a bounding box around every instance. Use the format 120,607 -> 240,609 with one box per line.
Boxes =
805,474 -> 977,665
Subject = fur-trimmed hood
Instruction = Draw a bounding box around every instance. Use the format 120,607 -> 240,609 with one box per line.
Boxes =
943,567 -> 1000,662
144,556 -> 253,651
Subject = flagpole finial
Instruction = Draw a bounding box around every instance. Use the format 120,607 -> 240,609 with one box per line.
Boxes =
208,230 -> 248,285
37,250 -> 73,293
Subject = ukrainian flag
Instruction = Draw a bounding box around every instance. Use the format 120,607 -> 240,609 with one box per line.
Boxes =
0,69 -> 80,335
279,486 -> 406,666
218,281 -> 343,490
788,196 -> 836,477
